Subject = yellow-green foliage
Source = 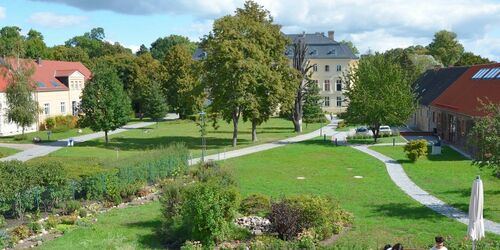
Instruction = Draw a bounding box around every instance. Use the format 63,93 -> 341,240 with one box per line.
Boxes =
404,140 -> 428,162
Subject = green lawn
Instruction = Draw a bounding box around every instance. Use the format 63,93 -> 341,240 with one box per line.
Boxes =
0,128 -> 94,144
346,135 -> 407,145
38,202 -> 164,250
0,146 -> 20,157
32,118 -> 321,176
224,140 -> 500,248
370,145 -> 500,222
37,140 -> 500,249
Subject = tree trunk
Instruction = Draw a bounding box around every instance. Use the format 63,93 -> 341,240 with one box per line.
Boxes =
251,119 -> 258,142
105,130 -> 109,144
371,125 -> 380,143
232,108 -> 240,147
22,126 -> 25,136
293,90 -> 303,133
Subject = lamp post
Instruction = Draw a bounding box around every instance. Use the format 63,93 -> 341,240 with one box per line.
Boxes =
199,111 -> 207,162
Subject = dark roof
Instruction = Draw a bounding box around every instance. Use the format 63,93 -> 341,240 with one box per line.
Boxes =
193,32 -> 358,60
414,66 -> 469,106
285,33 -> 358,59
432,63 -> 500,117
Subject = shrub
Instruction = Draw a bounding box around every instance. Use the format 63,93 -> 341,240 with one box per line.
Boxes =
13,134 -> 27,141
0,215 -> 5,228
240,194 -> 271,216
336,120 -> 346,129
60,214 -> 78,225
28,221 -> 42,234
269,200 -> 301,241
62,200 -> 81,215
45,215 -> 59,229
11,225 -> 31,240
180,241 -> 203,250
0,230 -> 8,249
404,139 -> 428,162
78,208 -> 88,218
44,117 -> 56,130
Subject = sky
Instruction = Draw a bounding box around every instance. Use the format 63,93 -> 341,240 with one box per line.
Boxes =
0,0 -> 499,61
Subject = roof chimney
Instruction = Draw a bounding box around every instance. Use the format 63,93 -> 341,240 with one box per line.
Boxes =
328,31 -> 335,40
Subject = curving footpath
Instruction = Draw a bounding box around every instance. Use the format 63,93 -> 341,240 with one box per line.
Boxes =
352,144 -> 500,235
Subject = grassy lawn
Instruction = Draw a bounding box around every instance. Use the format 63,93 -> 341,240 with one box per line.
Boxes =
38,202 -> 164,250
347,135 -> 407,145
31,118 -> 321,177
370,145 -> 500,222
37,140 -> 500,249
0,146 -> 20,157
0,128 -> 94,144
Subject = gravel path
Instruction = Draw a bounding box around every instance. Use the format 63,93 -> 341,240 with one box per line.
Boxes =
352,144 -> 500,235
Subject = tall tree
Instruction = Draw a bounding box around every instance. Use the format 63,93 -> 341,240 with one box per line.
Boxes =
0,26 -> 24,57
163,44 -> 204,119
136,44 -> 149,56
48,45 -> 91,66
129,53 -> 164,117
469,101 -> 500,177
203,0 -> 291,146
343,53 -> 416,142
427,30 -> 464,66
150,35 -> 196,62
24,29 -> 48,59
79,63 -> 131,144
2,60 -> 39,135
65,27 -> 131,59
302,80 -> 324,127
340,40 -> 359,55
144,81 -> 168,123
456,52 -> 491,66
291,37 -> 313,132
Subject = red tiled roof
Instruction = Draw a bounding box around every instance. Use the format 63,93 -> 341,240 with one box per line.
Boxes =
0,58 -> 91,92
431,63 -> 500,117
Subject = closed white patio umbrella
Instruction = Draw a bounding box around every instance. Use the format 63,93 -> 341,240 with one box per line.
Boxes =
468,176 -> 485,250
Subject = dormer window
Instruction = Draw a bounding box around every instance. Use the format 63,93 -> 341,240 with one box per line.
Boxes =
309,49 -> 317,56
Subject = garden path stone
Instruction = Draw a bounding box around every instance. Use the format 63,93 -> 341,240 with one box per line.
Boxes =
352,145 -> 500,235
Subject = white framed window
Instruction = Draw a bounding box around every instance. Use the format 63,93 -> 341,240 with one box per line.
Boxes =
325,65 -> 330,72
336,65 -> 342,72
324,96 -> 330,107
337,96 -> 342,107
60,102 -> 66,114
324,80 -> 330,91
44,103 -> 50,115
336,79 -> 342,91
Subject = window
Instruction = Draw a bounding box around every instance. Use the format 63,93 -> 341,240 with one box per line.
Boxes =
44,103 -> 50,115
336,65 -> 342,72
60,102 -> 66,114
72,101 -> 78,116
324,80 -> 330,91
324,96 -> 330,107
432,112 -> 435,123
325,65 -> 330,72
336,96 -> 342,107
336,79 -> 342,91
313,64 -> 318,72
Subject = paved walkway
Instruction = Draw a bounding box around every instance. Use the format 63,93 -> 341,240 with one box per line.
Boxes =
0,121 -> 155,162
0,143 -> 36,151
352,144 -> 500,235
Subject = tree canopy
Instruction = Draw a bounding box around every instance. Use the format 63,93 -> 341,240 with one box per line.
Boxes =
427,30 -> 464,66
79,62 -> 131,143
340,40 -> 359,55
456,52 -> 492,66
343,53 -> 416,141
150,35 -> 196,62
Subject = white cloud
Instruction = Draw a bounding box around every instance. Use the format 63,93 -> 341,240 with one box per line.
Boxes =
27,12 -> 87,28
125,44 -> 140,53
0,6 -> 6,19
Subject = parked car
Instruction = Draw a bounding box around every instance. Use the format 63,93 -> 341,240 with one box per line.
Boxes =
379,125 -> 392,135
355,127 -> 371,136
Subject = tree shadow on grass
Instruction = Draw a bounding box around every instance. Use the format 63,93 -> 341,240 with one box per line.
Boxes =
370,202 -> 446,221
126,219 -> 164,249
75,136 -> 251,152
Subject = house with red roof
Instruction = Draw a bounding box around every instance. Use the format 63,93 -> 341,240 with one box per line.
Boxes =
410,63 -> 500,152
0,58 -> 91,136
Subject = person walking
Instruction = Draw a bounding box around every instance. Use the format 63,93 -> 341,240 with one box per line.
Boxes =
430,236 -> 447,250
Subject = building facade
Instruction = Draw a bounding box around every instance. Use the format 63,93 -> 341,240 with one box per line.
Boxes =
286,31 -> 358,113
0,58 -> 91,136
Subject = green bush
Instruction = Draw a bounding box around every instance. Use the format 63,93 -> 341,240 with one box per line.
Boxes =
28,221 -> 42,234
11,225 -> 31,240
13,134 -> 27,141
60,214 -> 78,225
404,139 -> 428,162
161,162 -> 240,248
45,215 -> 59,229
78,208 -> 88,218
44,117 -> 56,130
0,230 -> 8,249
180,241 -> 203,250
240,194 -> 271,216
62,200 -> 81,215
0,215 -> 5,228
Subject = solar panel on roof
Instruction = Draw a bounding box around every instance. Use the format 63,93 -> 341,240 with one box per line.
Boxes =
484,68 -> 500,79
472,68 -> 488,79
36,82 -> 45,87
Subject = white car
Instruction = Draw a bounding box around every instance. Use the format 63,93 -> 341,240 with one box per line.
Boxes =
379,125 -> 392,135
355,127 -> 371,136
